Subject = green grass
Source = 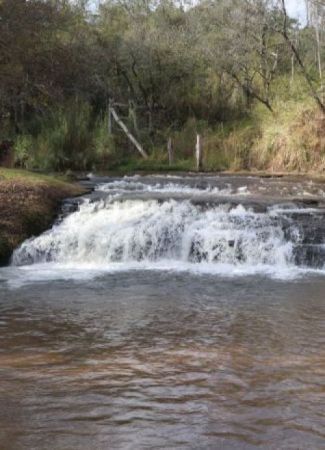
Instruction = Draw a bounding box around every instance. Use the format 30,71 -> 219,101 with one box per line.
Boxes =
0,168 -> 82,189
106,156 -> 195,174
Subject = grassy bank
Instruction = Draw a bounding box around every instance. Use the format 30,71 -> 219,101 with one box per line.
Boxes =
0,169 -> 87,265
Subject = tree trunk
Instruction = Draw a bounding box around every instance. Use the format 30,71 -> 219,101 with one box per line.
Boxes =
108,99 -> 112,134
280,0 -> 325,114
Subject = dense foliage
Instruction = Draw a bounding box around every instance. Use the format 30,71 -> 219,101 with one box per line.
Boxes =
0,0 -> 324,171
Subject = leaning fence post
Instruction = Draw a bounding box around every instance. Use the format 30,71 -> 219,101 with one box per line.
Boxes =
195,134 -> 203,171
167,137 -> 174,166
110,106 -> 148,159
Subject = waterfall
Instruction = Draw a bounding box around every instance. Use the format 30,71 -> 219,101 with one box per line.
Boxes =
11,177 -> 325,274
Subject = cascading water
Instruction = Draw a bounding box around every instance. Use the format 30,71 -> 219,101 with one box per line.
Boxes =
11,176 -> 325,275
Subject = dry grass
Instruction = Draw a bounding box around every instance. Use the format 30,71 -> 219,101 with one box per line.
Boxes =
251,101 -> 325,172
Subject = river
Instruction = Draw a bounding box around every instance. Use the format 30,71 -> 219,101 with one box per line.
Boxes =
0,174 -> 324,449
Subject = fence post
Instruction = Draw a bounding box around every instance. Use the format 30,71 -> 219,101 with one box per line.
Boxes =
195,134 -> 203,171
167,137 -> 174,166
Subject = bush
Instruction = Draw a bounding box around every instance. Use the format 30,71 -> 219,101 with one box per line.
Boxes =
34,99 -> 94,171
14,135 -> 34,169
13,101 -> 125,172
93,116 -> 119,169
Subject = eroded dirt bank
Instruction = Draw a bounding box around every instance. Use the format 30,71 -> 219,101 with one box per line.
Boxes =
0,169 -> 88,265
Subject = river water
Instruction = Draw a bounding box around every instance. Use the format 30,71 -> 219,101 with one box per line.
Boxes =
0,174 -> 325,449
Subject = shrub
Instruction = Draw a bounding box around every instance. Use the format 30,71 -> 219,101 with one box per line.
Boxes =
14,135 -> 34,169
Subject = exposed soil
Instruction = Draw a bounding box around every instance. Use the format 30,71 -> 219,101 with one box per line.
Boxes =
0,176 -> 87,265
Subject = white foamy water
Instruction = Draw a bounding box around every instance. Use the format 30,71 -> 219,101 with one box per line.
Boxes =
12,198 -> 293,268
96,178 -> 249,196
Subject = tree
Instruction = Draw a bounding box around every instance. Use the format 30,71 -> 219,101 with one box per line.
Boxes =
306,0 -> 324,98
192,0 -> 283,113
276,0 -> 325,113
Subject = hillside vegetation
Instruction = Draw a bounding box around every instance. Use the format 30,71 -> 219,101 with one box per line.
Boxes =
203,92 -> 325,173
0,0 -> 324,173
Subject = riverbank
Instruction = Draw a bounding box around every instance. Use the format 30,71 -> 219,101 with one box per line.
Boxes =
0,169 -> 88,265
